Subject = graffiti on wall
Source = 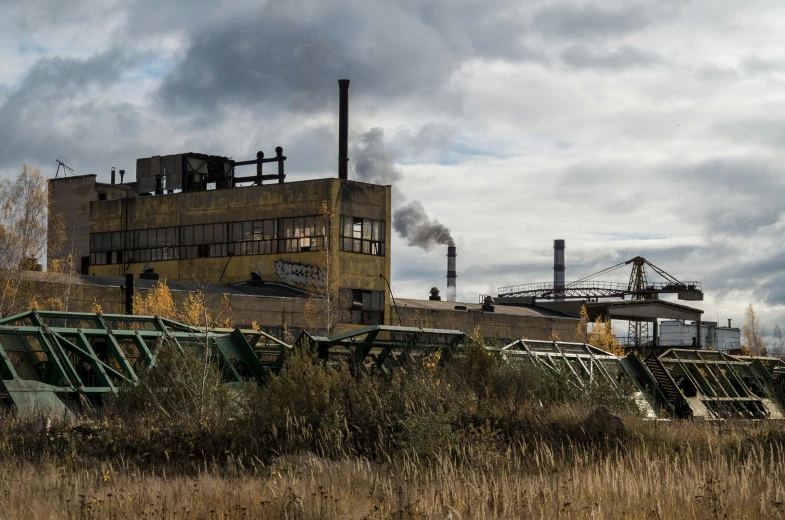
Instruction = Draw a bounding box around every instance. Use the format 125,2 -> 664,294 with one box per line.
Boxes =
275,260 -> 325,288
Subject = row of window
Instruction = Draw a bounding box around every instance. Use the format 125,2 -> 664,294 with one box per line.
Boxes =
91,217 -> 327,253
90,237 -> 328,265
89,216 -> 386,266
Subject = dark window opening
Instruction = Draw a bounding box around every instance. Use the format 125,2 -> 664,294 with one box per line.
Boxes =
345,289 -> 384,325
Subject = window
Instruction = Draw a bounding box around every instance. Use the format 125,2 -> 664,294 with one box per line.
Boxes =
345,289 -> 385,325
88,214 -> 326,265
339,216 -> 385,256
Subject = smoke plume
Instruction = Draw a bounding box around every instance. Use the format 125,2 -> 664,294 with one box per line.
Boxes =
352,127 -> 454,252
392,201 -> 455,250
352,128 -> 403,185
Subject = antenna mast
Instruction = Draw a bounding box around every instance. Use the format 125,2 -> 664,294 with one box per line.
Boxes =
55,160 -> 73,178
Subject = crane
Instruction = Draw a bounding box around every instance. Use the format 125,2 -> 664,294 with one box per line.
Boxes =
496,256 -> 703,347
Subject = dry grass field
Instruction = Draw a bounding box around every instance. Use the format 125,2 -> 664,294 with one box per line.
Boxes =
2,426 -> 785,519
2,346 -> 785,519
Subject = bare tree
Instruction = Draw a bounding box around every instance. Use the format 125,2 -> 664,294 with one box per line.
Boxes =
772,324 -> 785,358
0,164 -> 65,316
303,201 -> 350,334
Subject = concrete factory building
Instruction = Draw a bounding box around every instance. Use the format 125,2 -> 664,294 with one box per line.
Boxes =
45,79 -> 580,341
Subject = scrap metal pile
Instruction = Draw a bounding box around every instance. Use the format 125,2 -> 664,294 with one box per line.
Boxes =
2,311 -> 785,421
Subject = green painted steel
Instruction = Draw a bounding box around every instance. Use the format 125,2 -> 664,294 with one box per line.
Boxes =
0,310 -> 283,417
4,311 -> 785,422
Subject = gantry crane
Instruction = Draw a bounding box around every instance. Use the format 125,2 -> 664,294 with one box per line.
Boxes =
496,256 -> 703,347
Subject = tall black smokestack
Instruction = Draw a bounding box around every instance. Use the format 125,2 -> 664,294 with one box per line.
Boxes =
554,239 -> 565,301
447,246 -> 457,302
338,79 -> 350,180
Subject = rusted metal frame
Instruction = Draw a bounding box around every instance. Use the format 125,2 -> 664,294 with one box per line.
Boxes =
99,331 -> 138,381
553,342 -> 585,386
717,357 -> 762,417
720,357 -> 756,397
0,342 -> 19,380
593,357 -> 620,390
353,329 -> 381,369
669,351 -> 709,397
682,358 -> 718,398
130,333 -> 156,367
373,346 -> 393,371
707,359 -> 743,400
695,352 -> 731,399
500,339 -> 522,352
661,353 -> 747,366
154,316 -> 172,335
573,356 -> 594,383
702,358 -> 753,417
72,332 -> 117,392
208,339 -> 245,384
38,330 -> 83,390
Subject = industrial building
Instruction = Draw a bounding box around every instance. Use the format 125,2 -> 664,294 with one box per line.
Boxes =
659,319 -> 741,351
45,80 -> 582,340
493,239 -> 742,352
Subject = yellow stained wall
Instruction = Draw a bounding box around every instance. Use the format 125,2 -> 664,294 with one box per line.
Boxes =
397,307 -> 581,343
88,178 -> 392,325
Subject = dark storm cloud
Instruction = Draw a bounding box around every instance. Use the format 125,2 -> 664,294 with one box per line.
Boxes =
533,3 -> 651,39
703,248 -> 785,306
156,0 -> 538,115
561,45 -> 660,70
0,48 -> 148,170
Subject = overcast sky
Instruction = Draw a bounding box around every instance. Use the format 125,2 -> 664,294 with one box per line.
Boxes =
2,0 -> 785,337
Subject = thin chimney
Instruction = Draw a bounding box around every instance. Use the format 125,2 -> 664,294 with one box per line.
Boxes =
447,246 -> 457,302
338,79 -> 350,180
554,239 -> 565,301
111,167 -> 116,185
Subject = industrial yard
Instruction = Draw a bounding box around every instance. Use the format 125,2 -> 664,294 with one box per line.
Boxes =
4,1 -> 785,518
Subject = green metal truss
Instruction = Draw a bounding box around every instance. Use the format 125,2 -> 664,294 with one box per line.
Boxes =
4,310 -> 785,422
295,325 -> 475,374
0,310 -> 280,418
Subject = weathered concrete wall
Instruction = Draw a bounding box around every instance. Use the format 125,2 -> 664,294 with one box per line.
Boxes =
85,178 -> 391,324
397,306 -> 581,343
48,175 -> 133,273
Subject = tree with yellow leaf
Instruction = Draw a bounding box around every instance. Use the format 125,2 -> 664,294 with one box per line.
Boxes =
742,303 -> 766,356
132,278 -> 233,329
576,305 -> 624,356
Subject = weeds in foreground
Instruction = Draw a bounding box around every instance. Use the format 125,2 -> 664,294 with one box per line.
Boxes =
2,344 -> 785,518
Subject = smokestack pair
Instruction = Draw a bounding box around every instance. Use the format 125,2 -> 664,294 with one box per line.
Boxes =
110,168 -> 126,185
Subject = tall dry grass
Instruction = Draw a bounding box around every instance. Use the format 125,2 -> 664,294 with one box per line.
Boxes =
2,343 -> 785,518
1,430 -> 785,519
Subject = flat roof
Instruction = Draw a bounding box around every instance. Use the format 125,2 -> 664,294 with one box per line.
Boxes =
22,271 -> 310,299
396,298 -> 577,319
586,299 -> 703,322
